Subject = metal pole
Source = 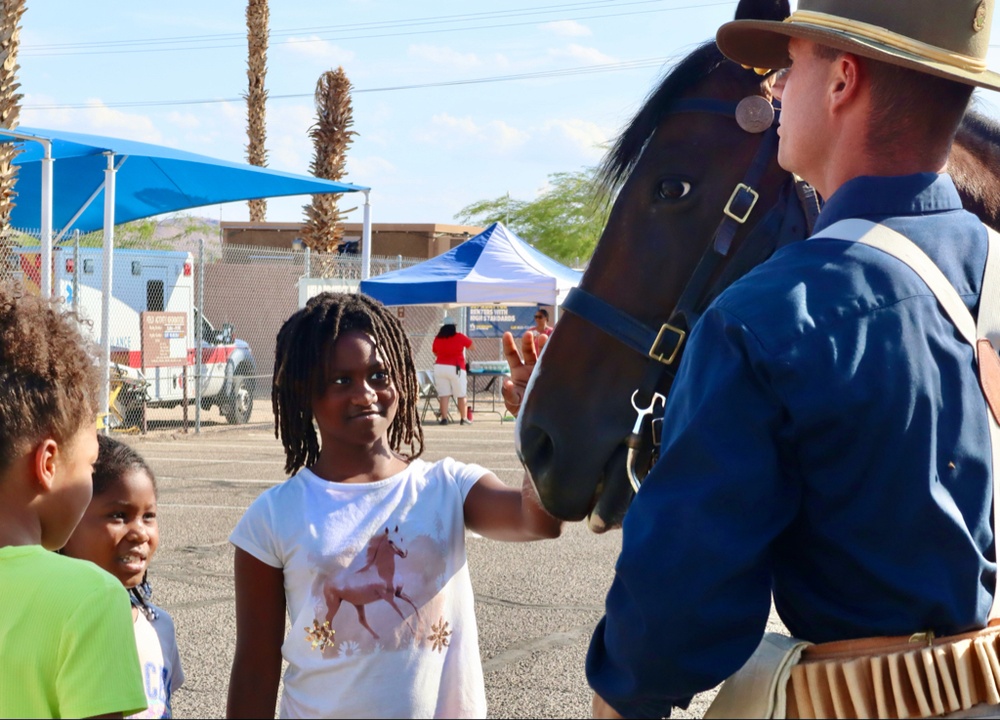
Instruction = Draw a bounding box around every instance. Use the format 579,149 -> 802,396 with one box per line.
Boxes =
361,189 -> 372,280
72,230 -> 80,316
40,141 -> 53,298
98,152 -> 116,431
195,237 -> 204,434
304,245 -> 311,279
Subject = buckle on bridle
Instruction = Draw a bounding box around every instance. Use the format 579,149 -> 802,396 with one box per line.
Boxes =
723,183 -> 760,224
649,323 -> 686,365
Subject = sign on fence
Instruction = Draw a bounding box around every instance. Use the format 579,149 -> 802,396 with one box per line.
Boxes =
141,311 -> 188,368
467,305 -> 537,338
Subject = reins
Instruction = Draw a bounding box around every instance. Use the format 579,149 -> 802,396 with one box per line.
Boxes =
562,96 -> 821,493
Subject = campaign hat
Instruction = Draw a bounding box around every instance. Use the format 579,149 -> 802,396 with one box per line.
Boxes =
716,0 -> 1000,91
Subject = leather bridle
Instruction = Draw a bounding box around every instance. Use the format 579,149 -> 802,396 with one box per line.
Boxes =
561,96 -> 820,493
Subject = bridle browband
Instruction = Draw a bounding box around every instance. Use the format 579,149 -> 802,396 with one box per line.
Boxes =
562,96 -> 819,493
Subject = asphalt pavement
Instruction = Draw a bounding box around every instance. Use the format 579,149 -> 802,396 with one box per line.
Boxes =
123,407 -> 770,718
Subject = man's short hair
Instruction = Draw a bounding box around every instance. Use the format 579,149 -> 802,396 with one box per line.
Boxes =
0,287 -> 100,472
812,44 -> 973,156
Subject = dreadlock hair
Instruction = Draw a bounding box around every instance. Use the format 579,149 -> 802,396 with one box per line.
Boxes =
272,292 -> 425,475
92,433 -> 159,621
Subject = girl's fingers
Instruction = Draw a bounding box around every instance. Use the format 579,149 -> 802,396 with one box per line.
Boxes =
521,331 -> 539,364
502,331 -> 523,369
501,378 -> 522,415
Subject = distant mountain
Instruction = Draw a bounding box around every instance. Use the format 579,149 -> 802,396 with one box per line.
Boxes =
120,214 -> 223,257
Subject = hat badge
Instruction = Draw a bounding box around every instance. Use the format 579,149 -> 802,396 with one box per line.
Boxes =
975,0 -> 988,32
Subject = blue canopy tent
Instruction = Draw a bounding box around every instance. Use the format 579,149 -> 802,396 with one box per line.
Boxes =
360,222 -> 582,308
0,125 -> 372,421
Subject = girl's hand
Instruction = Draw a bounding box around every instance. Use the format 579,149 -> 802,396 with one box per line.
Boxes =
501,331 -> 546,417
464,470 -> 562,542
227,549 -> 285,719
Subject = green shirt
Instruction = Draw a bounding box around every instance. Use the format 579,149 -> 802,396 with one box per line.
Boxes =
0,545 -> 147,718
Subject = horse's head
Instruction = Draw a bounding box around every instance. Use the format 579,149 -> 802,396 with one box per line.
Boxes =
384,525 -> 407,558
518,0 -> 808,531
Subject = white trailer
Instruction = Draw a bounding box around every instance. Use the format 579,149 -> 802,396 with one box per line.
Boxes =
15,246 -> 257,424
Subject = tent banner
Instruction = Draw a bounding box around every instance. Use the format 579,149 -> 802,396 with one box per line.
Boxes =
468,305 -> 537,338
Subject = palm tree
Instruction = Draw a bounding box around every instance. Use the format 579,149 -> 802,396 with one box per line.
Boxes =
0,0 -> 25,257
301,67 -> 357,256
244,0 -> 268,222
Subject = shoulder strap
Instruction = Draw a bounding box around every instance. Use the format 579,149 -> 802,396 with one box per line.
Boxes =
816,218 -> 1000,619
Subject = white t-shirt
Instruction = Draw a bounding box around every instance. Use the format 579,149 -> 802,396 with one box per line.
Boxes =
128,603 -> 184,719
230,457 -> 488,719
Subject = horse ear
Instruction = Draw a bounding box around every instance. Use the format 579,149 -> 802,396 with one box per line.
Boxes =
734,0 -> 789,21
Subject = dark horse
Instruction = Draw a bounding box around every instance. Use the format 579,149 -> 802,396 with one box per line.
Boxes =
517,0 -> 1000,532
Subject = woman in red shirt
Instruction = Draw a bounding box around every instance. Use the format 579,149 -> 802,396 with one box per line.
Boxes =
432,317 -> 474,425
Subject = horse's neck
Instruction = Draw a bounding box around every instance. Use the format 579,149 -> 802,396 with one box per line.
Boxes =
951,114 -> 1000,232
356,536 -> 386,573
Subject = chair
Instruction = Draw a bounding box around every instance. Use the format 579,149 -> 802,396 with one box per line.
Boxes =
417,370 -> 441,424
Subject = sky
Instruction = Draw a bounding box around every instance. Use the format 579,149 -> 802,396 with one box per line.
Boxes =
15,1 -> 1000,230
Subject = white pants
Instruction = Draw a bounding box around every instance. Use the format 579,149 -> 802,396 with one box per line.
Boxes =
433,364 -> 467,399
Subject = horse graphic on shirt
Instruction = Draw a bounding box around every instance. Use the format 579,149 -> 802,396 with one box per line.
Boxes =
321,526 -> 421,640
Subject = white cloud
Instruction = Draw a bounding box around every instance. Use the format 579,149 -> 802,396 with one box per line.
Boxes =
537,118 -> 610,159
283,36 -> 356,65
345,155 -> 397,181
265,104 -> 317,173
407,44 -> 481,70
22,95 -> 163,144
548,44 -> 616,65
415,113 -> 529,153
167,111 -> 201,130
539,20 -> 592,37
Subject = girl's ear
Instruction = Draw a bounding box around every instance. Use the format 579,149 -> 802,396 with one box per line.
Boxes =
32,438 -> 59,493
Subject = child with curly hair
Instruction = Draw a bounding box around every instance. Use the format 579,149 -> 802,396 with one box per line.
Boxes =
0,288 -> 146,718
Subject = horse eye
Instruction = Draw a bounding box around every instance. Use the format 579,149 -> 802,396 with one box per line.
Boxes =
658,179 -> 691,200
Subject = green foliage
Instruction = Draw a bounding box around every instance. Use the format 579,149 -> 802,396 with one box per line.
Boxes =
454,167 -> 610,267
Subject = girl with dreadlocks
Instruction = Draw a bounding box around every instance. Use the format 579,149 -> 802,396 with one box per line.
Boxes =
62,434 -> 184,719
226,292 -> 561,719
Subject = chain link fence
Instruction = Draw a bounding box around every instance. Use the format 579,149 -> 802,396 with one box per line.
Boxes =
0,228 -> 486,434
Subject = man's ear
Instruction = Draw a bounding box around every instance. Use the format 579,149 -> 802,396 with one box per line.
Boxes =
33,438 -> 59,493
830,52 -> 864,111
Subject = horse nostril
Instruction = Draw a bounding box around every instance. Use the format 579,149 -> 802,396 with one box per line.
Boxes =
520,422 -> 555,478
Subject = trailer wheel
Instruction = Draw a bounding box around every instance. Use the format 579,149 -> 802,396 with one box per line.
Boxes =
223,370 -> 254,424
113,389 -> 144,429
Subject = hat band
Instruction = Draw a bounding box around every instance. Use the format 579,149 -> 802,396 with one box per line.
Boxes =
786,9 -> 987,73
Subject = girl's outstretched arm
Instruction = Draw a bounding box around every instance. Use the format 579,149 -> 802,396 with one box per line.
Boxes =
464,471 -> 562,541
227,549 -> 285,719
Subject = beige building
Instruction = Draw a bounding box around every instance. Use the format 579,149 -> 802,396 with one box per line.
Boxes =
220,221 -> 484,260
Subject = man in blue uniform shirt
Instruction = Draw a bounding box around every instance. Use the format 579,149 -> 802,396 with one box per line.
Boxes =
588,0 -> 1000,717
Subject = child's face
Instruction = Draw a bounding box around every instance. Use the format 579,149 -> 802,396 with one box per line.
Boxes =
62,468 -> 159,589
312,330 -> 399,449
44,424 -> 100,551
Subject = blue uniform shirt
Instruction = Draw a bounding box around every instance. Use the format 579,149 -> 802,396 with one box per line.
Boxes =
586,173 -> 995,718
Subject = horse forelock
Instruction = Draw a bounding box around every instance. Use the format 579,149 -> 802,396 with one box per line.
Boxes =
598,41 -> 734,194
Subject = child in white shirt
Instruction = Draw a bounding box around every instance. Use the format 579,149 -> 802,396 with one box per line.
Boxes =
63,435 -> 184,718
226,292 -> 561,719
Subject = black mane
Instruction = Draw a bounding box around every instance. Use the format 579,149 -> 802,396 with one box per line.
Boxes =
599,41 -> 728,192
962,103 -> 1000,143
